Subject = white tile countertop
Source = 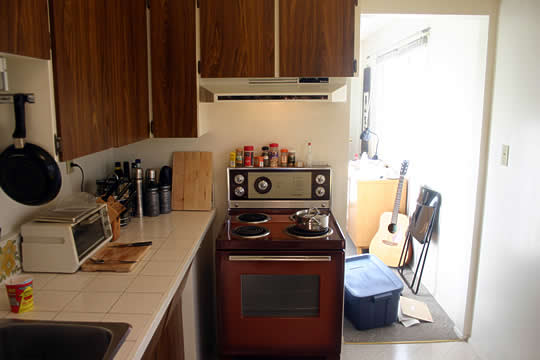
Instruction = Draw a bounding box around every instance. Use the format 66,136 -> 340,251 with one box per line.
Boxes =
0,210 -> 216,360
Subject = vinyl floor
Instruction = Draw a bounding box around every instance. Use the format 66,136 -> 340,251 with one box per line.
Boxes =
341,341 -> 480,360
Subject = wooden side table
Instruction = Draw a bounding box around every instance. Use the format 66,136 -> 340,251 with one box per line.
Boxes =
347,179 -> 408,253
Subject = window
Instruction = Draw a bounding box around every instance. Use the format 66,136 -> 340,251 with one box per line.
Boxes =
369,31 -> 431,162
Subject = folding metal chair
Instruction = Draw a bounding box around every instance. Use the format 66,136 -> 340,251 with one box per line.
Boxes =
397,186 -> 441,294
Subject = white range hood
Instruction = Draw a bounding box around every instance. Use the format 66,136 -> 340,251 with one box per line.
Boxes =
200,78 -> 347,103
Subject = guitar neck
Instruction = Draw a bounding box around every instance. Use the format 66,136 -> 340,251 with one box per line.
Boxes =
391,176 -> 405,224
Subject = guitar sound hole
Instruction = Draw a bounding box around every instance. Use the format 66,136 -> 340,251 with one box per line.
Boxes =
383,240 -> 398,246
387,223 -> 397,234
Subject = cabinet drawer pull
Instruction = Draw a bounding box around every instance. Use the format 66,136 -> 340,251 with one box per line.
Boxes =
228,255 -> 331,262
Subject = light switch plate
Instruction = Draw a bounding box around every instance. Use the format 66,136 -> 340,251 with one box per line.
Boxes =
501,144 -> 510,166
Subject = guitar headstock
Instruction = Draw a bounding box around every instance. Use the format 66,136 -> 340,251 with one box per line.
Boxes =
400,160 -> 409,176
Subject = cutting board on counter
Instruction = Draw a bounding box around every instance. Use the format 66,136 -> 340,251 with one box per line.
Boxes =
171,151 -> 213,211
80,243 -> 151,273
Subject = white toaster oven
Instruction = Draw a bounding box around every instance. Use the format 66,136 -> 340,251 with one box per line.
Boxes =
21,204 -> 113,273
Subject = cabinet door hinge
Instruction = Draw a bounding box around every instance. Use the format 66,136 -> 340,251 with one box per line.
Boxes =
150,121 -> 155,136
54,134 -> 62,157
353,59 -> 358,74
146,0 -> 150,9
354,0 -> 358,6
197,60 -> 201,74
197,0 -> 200,9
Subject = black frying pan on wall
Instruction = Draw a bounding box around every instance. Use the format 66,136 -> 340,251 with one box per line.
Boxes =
0,94 -> 61,205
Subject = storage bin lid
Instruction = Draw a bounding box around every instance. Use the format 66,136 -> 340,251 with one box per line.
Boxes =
345,254 -> 403,299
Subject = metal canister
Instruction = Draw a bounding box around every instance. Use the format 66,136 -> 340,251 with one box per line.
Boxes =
159,185 -> 172,214
144,185 -> 160,217
133,168 -> 144,218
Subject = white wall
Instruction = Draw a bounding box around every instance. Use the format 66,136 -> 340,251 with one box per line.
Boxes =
0,146 -> 115,236
356,15 -> 489,335
115,97 -> 352,231
470,1 -> 540,359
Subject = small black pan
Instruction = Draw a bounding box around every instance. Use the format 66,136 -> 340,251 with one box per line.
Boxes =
0,94 -> 62,205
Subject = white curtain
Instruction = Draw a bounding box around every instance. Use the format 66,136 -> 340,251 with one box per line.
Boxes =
371,38 -> 432,165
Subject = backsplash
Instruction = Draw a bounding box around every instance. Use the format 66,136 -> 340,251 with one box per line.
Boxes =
0,233 -> 22,285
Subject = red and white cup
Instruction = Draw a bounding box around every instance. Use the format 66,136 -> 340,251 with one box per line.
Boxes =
5,275 -> 34,313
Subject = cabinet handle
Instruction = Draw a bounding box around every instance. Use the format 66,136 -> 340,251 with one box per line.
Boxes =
228,255 -> 331,262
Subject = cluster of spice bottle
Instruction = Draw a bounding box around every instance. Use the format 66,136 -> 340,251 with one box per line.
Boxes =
229,142 -> 312,168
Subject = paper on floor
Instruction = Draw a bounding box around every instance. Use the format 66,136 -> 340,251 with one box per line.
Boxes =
398,306 -> 420,327
400,296 -> 433,323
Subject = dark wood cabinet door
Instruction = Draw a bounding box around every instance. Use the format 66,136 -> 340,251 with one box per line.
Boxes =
107,0 -> 150,147
142,273 -> 185,360
50,0 -> 112,160
200,0 -> 275,78
151,0 -> 198,138
51,0 -> 149,160
0,0 -> 50,59
279,0 -> 355,77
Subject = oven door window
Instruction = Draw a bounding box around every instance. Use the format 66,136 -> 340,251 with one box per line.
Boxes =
241,274 -> 319,317
72,214 -> 107,260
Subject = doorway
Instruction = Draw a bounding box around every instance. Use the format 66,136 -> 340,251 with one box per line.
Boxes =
346,13 -> 490,343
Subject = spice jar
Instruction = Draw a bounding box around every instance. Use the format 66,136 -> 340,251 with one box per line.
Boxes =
287,149 -> 296,167
261,146 -> 270,167
244,146 -> 254,167
280,149 -> 288,167
269,143 -> 279,168
256,156 -> 264,168
235,148 -> 243,167
229,152 -> 236,168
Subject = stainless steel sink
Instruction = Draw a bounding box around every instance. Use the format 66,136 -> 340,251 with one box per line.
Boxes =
0,319 -> 131,360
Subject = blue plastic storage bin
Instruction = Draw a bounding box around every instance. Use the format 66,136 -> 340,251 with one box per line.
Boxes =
344,254 -> 404,330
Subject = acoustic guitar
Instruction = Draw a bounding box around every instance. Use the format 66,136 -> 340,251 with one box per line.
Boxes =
369,161 -> 412,267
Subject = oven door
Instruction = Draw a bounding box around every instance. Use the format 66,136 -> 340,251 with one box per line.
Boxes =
71,211 -> 111,260
216,250 -> 344,356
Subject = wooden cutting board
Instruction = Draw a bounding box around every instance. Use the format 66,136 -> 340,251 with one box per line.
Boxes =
171,151 -> 213,211
80,243 -> 151,272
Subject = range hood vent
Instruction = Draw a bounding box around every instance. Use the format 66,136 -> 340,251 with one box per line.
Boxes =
200,78 -> 346,103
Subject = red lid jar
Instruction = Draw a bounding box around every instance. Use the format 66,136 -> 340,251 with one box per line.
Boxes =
243,146 -> 254,167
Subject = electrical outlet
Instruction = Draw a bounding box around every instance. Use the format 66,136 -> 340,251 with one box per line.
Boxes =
66,160 -> 74,174
501,144 -> 510,167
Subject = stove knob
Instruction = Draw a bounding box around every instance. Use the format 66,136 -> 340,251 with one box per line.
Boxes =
315,174 -> 326,185
234,174 -> 245,185
254,176 -> 272,194
234,186 -> 245,197
257,180 -> 269,192
315,186 -> 326,197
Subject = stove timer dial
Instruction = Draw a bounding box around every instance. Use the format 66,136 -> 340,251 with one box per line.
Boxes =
234,174 -> 245,185
234,186 -> 245,197
315,186 -> 326,197
315,174 -> 326,185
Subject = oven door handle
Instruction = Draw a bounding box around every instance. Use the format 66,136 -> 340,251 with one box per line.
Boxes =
228,255 -> 331,262
80,213 -> 101,226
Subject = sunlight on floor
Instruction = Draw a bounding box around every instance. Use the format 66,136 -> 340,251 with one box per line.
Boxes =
342,341 -> 480,360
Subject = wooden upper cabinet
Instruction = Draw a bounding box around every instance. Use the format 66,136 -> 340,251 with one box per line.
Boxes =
50,0 -> 112,160
200,0 -> 275,78
0,0 -> 51,59
51,0 -> 149,160
151,0 -> 198,138
107,0 -> 150,147
279,0 -> 355,77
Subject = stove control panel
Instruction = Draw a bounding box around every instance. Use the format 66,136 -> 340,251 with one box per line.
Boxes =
228,168 -> 331,208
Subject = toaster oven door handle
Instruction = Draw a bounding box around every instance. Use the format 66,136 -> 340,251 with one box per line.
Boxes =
228,255 -> 331,262
80,213 -> 101,225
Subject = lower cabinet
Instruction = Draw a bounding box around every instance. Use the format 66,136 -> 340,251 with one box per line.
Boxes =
141,232 -> 214,360
141,276 -> 186,360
